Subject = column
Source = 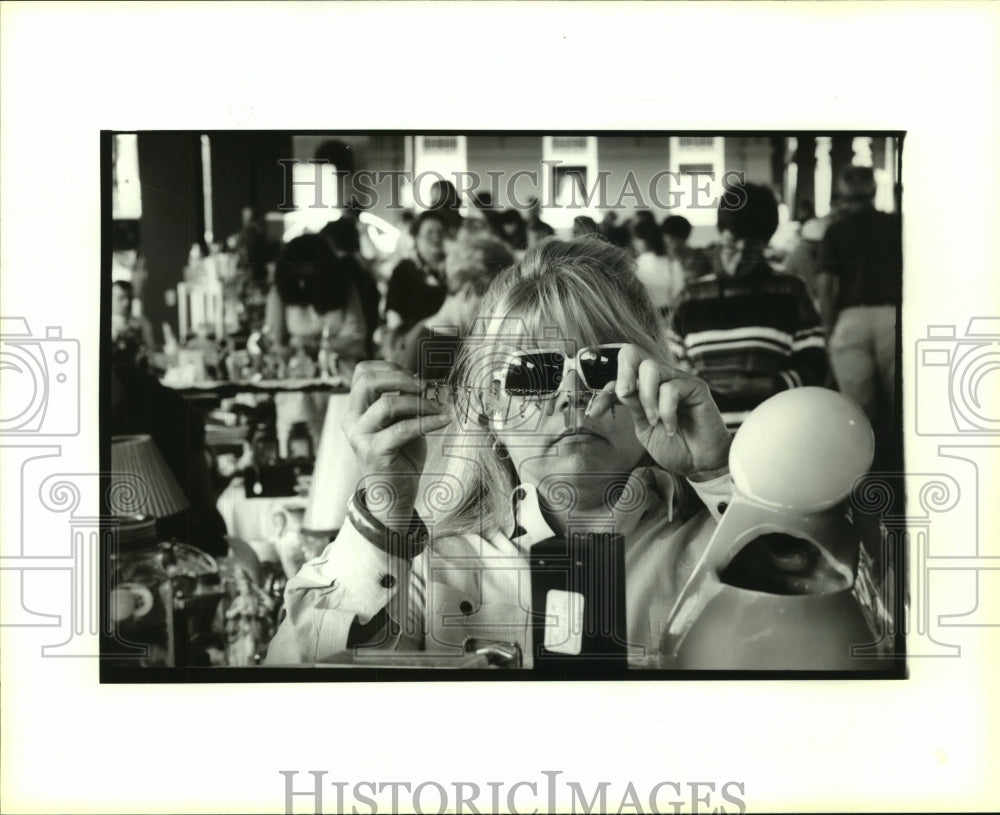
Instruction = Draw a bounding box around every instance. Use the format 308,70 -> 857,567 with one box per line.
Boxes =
793,135 -> 816,217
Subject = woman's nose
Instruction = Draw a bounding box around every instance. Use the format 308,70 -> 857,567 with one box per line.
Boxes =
553,369 -> 590,416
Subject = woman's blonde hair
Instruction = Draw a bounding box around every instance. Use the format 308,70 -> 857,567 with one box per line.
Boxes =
420,236 -> 674,538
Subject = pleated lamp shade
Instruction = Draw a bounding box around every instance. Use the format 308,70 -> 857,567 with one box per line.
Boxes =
111,434 -> 190,519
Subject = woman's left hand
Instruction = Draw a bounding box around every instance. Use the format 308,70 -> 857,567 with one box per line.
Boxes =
594,345 -> 732,480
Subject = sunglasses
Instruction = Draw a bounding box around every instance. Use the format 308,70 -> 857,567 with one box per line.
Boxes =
493,343 -> 625,397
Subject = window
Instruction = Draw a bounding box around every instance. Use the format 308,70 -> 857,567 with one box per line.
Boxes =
422,136 -> 459,152
678,163 -> 715,176
678,137 -> 715,149
551,136 -> 589,151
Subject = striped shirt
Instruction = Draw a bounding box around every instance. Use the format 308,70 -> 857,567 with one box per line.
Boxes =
667,261 -> 827,428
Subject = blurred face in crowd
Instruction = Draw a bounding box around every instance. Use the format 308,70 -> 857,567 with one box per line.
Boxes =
663,234 -> 686,258
718,230 -> 766,276
416,217 -> 446,265
836,180 -> 876,214
111,284 -> 131,318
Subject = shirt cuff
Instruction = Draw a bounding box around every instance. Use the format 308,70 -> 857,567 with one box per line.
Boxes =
290,511 -> 412,625
686,471 -> 734,522
350,487 -> 429,561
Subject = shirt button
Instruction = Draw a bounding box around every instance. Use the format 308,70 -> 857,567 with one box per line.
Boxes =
459,600 -> 474,615
380,574 -> 396,589
717,502 -> 729,515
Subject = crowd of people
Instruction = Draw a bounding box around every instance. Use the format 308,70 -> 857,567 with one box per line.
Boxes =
250,168 -> 898,458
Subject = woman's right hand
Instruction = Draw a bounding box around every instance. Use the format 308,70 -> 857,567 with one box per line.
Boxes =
343,360 -> 452,527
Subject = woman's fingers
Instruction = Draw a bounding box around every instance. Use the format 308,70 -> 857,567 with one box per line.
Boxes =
368,412 -> 452,457
637,358 -> 663,425
355,393 -> 445,434
585,381 -> 617,419
615,345 -> 691,426
657,380 -> 684,435
614,345 -> 648,424
349,362 -> 423,417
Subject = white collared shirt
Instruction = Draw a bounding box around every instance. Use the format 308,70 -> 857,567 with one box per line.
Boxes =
266,467 -> 733,667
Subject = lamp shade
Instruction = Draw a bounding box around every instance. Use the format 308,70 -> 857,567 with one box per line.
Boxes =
302,393 -> 362,534
110,434 -> 190,519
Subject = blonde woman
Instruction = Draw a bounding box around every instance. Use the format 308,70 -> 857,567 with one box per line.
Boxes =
266,237 -> 733,667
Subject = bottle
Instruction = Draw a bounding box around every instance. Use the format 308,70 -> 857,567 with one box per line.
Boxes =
286,421 -> 314,462
287,337 -> 316,379
317,325 -> 331,381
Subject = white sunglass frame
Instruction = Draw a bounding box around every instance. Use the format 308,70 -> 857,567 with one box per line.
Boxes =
494,342 -> 627,397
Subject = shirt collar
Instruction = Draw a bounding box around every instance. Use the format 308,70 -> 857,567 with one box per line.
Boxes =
505,466 -> 676,551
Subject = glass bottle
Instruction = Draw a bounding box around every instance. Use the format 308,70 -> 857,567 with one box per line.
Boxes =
287,337 -> 316,380
286,421 -> 314,462
317,325 -> 332,381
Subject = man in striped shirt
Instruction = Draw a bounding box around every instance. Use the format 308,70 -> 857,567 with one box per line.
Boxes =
668,182 -> 828,430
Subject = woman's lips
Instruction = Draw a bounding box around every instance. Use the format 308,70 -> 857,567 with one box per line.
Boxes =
553,429 -> 604,446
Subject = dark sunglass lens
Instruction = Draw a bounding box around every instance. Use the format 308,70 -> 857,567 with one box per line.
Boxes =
504,352 -> 565,394
579,346 -> 621,390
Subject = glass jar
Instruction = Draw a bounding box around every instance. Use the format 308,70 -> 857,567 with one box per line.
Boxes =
286,421 -> 314,462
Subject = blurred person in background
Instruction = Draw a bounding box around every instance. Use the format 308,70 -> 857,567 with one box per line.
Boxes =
111,279 -> 156,353
470,190 -> 504,239
661,215 -> 706,285
572,215 -> 601,237
458,192 -> 502,243
525,197 -> 554,247
794,199 -> 816,229
319,218 -> 381,360
427,178 -> 464,237
782,211 -> 836,309
600,210 -> 632,249
265,233 -> 370,364
817,165 -> 901,469
669,181 -> 827,430
382,210 -> 448,361
632,219 -> 685,320
499,208 -> 528,252
398,233 -> 516,380
265,233 -> 374,456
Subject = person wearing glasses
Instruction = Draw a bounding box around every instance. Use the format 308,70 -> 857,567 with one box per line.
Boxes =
266,236 -> 735,667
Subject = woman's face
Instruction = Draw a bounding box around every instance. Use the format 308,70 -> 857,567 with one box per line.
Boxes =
416,218 -> 445,264
488,333 -> 647,512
